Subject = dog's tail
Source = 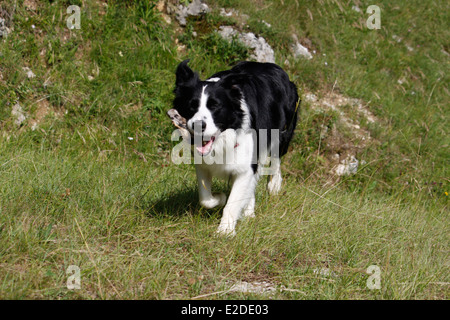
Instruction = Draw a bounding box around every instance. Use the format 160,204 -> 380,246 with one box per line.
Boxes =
280,82 -> 300,157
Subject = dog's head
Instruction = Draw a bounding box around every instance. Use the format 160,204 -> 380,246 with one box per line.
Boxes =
172,60 -> 249,156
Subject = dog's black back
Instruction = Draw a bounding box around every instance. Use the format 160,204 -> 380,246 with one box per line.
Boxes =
211,61 -> 300,158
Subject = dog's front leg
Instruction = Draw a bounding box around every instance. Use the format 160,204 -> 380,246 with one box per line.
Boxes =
217,171 -> 257,236
196,165 -> 226,209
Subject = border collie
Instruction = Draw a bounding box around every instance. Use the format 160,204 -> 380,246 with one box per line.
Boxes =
170,60 -> 299,235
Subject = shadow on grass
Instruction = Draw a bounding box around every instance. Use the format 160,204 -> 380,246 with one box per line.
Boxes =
141,186 -> 198,218
142,186 -> 225,220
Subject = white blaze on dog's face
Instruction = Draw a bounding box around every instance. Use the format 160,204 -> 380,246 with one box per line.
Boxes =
186,85 -> 221,156
187,86 -> 220,137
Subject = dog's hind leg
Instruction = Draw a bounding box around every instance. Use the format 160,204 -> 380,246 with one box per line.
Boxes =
196,165 -> 226,209
267,157 -> 282,195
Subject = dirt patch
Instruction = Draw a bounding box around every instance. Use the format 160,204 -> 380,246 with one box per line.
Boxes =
302,90 -> 380,177
305,90 -> 377,141
29,98 -> 65,130
74,40 -> 92,60
0,2 -> 16,38
23,0 -> 38,11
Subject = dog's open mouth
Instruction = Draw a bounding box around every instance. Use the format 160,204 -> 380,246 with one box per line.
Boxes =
195,136 -> 215,156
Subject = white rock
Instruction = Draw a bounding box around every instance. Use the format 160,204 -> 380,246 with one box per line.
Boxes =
176,0 -> 210,26
0,17 -> 11,38
290,35 -> 313,60
218,25 -> 237,39
392,35 -> 402,43
219,8 -> 235,17
241,32 -> 275,63
22,67 -> 36,79
335,155 -> 359,176
352,5 -> 362,13
261,20 -> 271,28
11,103 -> 26,126
218,26 -> 275,63
304,93 -> 318,102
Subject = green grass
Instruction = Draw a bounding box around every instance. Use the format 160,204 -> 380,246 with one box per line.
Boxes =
0,0 -> 448,299
0,144 -> 447,299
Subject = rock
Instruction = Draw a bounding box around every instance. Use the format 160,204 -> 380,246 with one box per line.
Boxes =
219,8 -> 237,17
22,67 -> 36,79
218,25 -> 237,39
156,0 -> 165,12
23,0 -> 38,11
304,92 -> 318,103
261,20 -> 271,28
11,103 -> 26,127
176,0 -> 210,26
186,0 -> 209,15
290,35 -> 313,60
0,17 -> 11,38
219,7 -> 249,24
218,26 -> 275,63
352,5 -> 362,13
240,32 -> 275,63
161,14 -> 172,24
335,155 -> 359,176
392,35 -> 402,43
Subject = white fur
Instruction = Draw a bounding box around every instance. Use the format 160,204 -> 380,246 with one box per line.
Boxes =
239,98 -> 251,130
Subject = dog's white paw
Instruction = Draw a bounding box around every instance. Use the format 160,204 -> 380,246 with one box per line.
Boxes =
242,198 -> 255,218
216,223 -> 236,237
243,208 -> 255,218
267,173 -> 282,195
200,193 -> 227,209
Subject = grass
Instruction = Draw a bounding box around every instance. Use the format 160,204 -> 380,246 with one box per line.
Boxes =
0,0 -> 448,299
1,145 -> 447,299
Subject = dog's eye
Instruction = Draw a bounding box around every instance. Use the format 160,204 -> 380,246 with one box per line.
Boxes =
207,100 -> 220,110
189,99 -> 199,110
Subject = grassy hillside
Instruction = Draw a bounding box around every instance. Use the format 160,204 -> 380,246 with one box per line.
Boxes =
0,0 -> 448,299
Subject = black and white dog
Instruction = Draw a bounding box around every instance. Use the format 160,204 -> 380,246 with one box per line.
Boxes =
171,60 -> 299,235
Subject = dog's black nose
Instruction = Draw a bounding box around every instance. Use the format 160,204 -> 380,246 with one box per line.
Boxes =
192,120 -> 207,132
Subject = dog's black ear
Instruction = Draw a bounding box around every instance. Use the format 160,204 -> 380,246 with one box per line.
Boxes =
229,84 -> 242,100
223,74 -> 248,100
175,59 -> 199,86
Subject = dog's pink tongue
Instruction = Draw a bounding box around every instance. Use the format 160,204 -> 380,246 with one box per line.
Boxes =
196,139 -> 214,155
